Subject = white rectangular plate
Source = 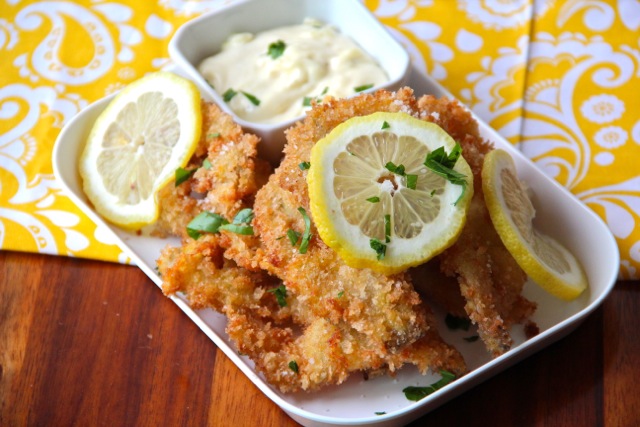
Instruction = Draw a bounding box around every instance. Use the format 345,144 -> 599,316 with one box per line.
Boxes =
53,63 -> 619,427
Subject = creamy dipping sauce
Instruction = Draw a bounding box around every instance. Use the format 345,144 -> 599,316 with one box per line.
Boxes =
198,19 -> 389,124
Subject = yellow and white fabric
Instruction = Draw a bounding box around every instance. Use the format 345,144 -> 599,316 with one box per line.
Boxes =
1,0 -> 639,279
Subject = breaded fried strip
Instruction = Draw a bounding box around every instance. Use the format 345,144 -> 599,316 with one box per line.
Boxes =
220,88 -> 467,390
154,101 -> 271,238
414,95 -> 537,357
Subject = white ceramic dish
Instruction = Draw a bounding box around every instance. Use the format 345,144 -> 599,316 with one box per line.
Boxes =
168,0 -> 410,165
53,61 -> 619,426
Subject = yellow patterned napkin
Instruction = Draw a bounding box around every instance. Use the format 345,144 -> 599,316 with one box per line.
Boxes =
1,0 -> 638,279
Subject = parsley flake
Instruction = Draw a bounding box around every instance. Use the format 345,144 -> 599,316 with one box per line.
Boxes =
370,238 -> 386,260
375,412 -> 386,416
403,370 -> 456,401
299,161 -> 310,170
242,91 -> 261,106
381,121 -> 390,130
222,88 -> 237,102
406,174 -> 418,190
175,167 -> 196,186
268,285 -> 287,307
384,214 -> 391,243
202,158 -> 212,170
354,83 -> 374,92
286,229 -> 300,246
267,40 -> 286,59
464,335 -> 480,342
424,144 -> 468,204
385,161 -> 406,176
288,360 -> 299,373
366,196 -> 380,203
219,208 -> 254,235
186,211 -> 228,240
337,291 -> 344,298
207,132 -> 220,139
297,207 -> 312,254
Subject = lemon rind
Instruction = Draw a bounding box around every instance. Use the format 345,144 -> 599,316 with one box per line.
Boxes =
482,149 -> 588,301
79,72 -> 202,229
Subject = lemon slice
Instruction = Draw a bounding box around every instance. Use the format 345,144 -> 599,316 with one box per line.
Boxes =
482,149 -> 588,300
307,112 -> 473,275
79,72 -> 202,229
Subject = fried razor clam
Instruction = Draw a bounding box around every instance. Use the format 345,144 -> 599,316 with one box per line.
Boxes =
158,233 -> 465,393
154,101 -> 271,238
220,88 -> 467,387
413,95 -> 537,357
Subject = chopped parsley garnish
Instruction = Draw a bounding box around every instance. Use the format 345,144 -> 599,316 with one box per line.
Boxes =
370,238 -> 386,260
337,291 -> 344,298
286,229 -> 301,246
384,214 -> 391,243
268,285 -> 287,307
219,208 -> 254,235
297,207 -> 312,254
186,211 -> 227,239
385,161 -> 405,176
464,335 -> 479,342
375,412 -> 386,416
202,158 -> 212,170
406,174 -> 418,190
267,40 -> 286,59
242,91 -> 261,106
445,314 -> 471,331
402,370 -> 456,401
354,83 -> 374,92
302,87 -> 329,107
299,161 -> 310,170
424,143 -> 468,204
222,88 -> 237,102
175,167 -> 196,186
366,196 -> 380,203
381,121 -> 390,130
288,360 -> 299,373
207,132 -> 220,139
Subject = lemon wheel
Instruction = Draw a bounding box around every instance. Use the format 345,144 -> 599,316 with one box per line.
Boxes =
482,149 -> 588,300
79,72 -> 202,229
307,112 -> 473,275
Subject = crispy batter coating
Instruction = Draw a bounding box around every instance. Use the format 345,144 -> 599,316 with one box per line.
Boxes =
157,88 -> 538,394
219,88 -> 467,391
154,101 -> 271,238
413,95 -> 538,357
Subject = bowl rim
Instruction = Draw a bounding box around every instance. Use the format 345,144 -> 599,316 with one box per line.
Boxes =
167,0 -> 411,134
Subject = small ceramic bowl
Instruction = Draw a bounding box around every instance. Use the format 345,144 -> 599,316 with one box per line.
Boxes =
168,0 -> 410,164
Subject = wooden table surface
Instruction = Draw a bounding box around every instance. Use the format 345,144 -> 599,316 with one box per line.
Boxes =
1,250 -> 638,426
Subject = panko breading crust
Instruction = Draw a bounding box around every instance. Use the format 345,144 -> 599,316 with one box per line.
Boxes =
157,90 -> 537,393
154,101 -> 271,238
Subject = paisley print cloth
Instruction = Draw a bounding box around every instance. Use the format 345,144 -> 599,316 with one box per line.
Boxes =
1,0 -> 638,279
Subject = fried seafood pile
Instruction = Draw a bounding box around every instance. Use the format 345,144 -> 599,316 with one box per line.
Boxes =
155,89 -> 538,393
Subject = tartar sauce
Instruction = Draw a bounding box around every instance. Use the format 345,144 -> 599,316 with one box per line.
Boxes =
198,19 -> 389,124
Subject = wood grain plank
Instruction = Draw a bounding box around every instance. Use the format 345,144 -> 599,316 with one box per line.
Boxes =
208,348 -> 297,427
409,305 -> 603,426
2,251 -> 638,427
604,281 -> 640,427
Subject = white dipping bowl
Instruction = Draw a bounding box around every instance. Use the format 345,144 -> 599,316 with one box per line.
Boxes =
169,0 -> 410,164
